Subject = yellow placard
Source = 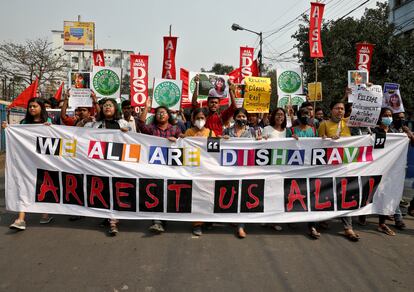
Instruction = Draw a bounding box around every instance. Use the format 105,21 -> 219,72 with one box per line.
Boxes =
243,77 -> 271,113
63,21 -> 95,51
308,82 -> 322,101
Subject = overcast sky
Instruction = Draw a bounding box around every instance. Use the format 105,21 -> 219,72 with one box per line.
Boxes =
0,0 -> 382,80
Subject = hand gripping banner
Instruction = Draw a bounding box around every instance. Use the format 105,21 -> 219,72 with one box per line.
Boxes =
309,2 -> 325,58
5,125 -> 408,223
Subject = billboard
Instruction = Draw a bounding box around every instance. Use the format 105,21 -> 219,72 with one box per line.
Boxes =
63,21 -> 95,51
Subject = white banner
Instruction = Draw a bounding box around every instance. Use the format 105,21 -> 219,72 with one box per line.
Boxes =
5,125 -> 408,223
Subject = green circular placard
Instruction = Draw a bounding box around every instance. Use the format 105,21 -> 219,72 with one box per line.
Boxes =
278,71 -> 302,94
93,69 -> 120,96
154,81 -> 181,108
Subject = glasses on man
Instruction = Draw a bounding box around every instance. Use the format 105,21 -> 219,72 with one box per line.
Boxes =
156,112 -> 167,117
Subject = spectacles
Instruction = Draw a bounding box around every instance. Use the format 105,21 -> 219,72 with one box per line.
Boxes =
156,112 -> 167,117
103,103 -> 114,108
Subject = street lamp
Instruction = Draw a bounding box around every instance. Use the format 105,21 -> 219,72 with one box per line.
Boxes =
231,23 -> 263,76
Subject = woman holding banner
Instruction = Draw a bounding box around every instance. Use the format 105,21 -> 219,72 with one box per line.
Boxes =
84,98 -> 130,236
138,101 -> 182,233
184,108 -> 215,236
223,108 -> 260,238
3,98 -> 54,230
262,108 -> 287,139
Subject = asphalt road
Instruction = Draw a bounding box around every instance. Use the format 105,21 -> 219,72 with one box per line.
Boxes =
0,163 -> 413,291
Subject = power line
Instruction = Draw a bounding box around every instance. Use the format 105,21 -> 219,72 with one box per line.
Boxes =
336,0 -> 371,21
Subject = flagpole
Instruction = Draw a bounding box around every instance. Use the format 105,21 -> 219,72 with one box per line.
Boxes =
314,58 -> 318,110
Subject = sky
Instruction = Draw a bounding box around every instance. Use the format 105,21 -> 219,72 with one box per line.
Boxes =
0,0 -> 382,81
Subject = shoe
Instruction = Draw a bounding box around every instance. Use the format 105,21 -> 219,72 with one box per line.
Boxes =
40,216 -> 54,224
378,225 -> 396,236
237,227 -> 246,239
395,221 -> 406,230
109,225 -> 118,236
9,220 -> 26,231
344,229 -> 360,242
309,227 -> 321,239
149,223 -> 165,233
192,226 -> 202,236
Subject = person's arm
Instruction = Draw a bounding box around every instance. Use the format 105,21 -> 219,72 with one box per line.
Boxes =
139,98 -> 151,123
227,79 -> 237,110
61,89 -> 70,119
191,74 -> 200,108
318,121 -> 327,138
402,126 -> 414,146
91,90 -> 100,117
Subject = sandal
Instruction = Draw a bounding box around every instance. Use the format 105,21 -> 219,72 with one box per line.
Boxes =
344,229 -> 360,242
237,227 -> 246,239
109,224 -> 118,236
309,227 -> 320,239
378,225 -> 395,236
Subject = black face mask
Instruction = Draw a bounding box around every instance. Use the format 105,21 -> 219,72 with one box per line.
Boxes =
393,119 -> 406,129
235,119 -> 247,127
299,116 -> 309,125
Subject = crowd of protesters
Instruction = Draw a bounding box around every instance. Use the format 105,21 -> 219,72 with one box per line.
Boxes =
2,77 -> 414,241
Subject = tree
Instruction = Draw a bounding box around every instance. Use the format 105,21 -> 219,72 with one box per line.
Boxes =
201,63 -> 234,75
0,38 -> 69,88
292,2 -> 414,114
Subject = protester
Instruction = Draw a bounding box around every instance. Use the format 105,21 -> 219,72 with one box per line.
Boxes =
169,109 -> 187,133
292,102 -> 319,128
121,99 -> 140,132
138,101 -> 182,233
183,108 -> 215,236
318,101 -> 360,241
247,112 -> 263,133
262,108 -> 287,139
3,97 -> 53,230
191,75 -> 236,136
61,90 -> 99,127
84,98 -> 130,236
223,108 -> 260,238
314,107 -> 325,122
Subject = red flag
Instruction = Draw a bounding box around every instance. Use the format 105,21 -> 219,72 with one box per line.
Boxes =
162,36 -> 178,79
130,55 -> 149,107
8,78 -> 39,109
240,47 -> 255,79
93,50 -> 105,66
356,43 -> 374,73
54,82 -> 64,101
309,2 -> 325,58
228,67 -> 242,83
251,59 -> 259,77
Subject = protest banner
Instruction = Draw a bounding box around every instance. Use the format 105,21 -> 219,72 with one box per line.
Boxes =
277,68 -> 303,97
347,70 -> 369,102
189,72 -> 230,102
152,79 -> 183,111
70,72 -> 90,89
308,82 -> 322,101
63,21 -> 95,51
347,85 -> 383,128
5,125 -> 408,222
91,66 -> 121,99
130,55 -> 149,107
356,43 -> 374,73
69,88 -> 92,108
309,2 -> 325,58
92,50 -> 105,66
162,36 -> 178,79
383,83 -> 404,114
240,47 -> 255,79
243,77 -> 271,113
277,95 -> 307,108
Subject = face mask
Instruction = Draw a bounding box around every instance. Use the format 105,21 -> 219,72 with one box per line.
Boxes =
194,119 -> 206,129
236,119 -> 247,127
381,117 -> 393,126
299,116 -> 309,125
170,113 -> 177,120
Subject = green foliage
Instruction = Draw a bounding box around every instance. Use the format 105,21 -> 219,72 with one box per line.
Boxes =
201,63 -> 235,75
292,2 -> 414,114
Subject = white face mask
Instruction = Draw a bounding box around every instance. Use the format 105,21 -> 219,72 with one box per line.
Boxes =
194,119 -> 206,129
